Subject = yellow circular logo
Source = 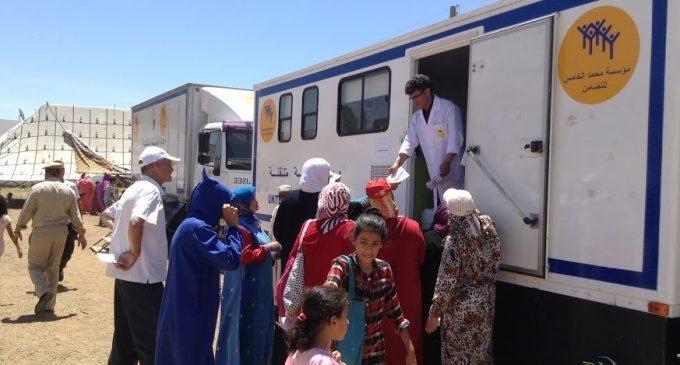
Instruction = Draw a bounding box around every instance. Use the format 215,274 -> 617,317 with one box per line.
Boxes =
259,98 -> 276,143
436,129 -> 446,139
558,6 -> 639,104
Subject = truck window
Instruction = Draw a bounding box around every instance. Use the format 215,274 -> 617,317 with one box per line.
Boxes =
225,128 -> 252,171
208,130 -> 222,176
337,67 -> 390,136
302,86 -> 318,140
279,93 -> 293,142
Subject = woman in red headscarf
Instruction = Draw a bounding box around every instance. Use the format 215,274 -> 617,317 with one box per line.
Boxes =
365,178 -> 425,365
278,182 -> 355,319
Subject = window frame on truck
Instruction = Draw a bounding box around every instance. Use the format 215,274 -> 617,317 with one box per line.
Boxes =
278,93 -> 293,142
301,86 -> 319,140
336,66 -> 391,136
224,125 -> 253,171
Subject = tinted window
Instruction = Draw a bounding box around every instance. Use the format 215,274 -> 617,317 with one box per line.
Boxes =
338,68 -> 390,136
279,93 -> 292,142
225,129 -> 252,171
302,87 -> 318,140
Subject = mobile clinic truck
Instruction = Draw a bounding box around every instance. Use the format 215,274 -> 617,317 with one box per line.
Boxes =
131,83 -> 254,197
253,0 -> 680,362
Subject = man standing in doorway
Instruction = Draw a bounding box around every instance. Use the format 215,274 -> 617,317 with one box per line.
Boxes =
14,161 -> 86,314
102,146 -> 179,365
388,74 -> 465,202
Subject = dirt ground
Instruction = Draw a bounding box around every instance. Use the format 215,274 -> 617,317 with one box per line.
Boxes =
0,209 -> 114,364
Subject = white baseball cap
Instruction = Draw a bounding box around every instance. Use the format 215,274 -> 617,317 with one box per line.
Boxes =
138,146 -> 180,168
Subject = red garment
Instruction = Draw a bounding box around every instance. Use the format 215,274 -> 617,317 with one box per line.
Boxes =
76,179 -> 95,213
301,220 -> 354,287
275,219 -> 354,317
378,216 -> 426,365
239,227 -> 269,265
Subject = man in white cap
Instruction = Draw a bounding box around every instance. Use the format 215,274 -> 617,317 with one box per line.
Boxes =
100,146 -> 180,365
14,160 -> 86,314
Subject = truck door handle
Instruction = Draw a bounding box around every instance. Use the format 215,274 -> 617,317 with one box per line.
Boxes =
523,140 -> 543,153
466,146 -> 539,228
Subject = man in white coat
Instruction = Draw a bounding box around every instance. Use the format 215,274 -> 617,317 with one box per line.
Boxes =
388,74 -> 465,203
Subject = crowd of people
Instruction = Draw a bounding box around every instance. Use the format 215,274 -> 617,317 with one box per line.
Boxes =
0,74 -> 503,364
93,143 -> 499,365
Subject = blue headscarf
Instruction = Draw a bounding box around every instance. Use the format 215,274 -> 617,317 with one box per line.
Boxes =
232,185 -> 259,233
188,170 -> 235,227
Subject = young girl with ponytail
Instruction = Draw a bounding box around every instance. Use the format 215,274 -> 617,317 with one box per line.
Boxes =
286,286 -> 349,365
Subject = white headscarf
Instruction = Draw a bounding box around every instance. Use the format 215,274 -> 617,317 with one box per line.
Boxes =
443,188 -> 481,237
298,158 -> 340,193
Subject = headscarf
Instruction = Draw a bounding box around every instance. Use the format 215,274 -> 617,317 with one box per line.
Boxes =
443,188 -> 481,237
315,182 -> 351,234
232,186 -> 256,214
188,169 -> 235,227
234,185 -> 261,236
431,203 -> 449,236
299,158 -> 340,193
365,178 -> 398,219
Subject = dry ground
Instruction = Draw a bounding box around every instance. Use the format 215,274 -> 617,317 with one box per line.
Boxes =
0,209 -> 114,364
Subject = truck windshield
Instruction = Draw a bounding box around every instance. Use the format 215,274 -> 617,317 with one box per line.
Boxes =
225,128 -> 252,171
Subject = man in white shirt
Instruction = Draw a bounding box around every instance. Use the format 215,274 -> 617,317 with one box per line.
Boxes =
388,74 -> 465,203
101,146 -> 179,365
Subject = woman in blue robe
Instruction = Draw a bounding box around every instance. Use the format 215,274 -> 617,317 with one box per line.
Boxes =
155,171 -> 242,365
216,186 -> 280,365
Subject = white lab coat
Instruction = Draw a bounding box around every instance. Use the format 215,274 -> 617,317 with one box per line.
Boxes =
399,95 -> 465,202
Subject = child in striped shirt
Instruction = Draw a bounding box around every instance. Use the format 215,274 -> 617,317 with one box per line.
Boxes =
325,209 -> 416,365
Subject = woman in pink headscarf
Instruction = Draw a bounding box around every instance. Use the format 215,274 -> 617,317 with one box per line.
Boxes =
278,182 -> 355,318
76,173 -> 95,213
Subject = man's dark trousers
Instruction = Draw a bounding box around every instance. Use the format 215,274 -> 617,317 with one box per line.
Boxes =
108,279 -> 164,365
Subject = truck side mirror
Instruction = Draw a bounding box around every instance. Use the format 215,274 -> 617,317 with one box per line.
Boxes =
198,132 -> 210,154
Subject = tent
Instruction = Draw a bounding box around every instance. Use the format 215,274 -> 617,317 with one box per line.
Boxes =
0,103 -> 132,185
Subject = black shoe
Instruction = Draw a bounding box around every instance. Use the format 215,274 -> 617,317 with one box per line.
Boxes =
59,269 -> 64,282
35,292 -> 54,315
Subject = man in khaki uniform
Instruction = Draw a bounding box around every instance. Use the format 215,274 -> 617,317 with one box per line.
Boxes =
14,161 -> 86,314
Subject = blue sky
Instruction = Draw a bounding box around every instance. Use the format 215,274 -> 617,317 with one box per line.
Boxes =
0,0 -> 496,121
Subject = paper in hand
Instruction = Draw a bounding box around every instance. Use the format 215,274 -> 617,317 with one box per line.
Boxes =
96,253 -> 119,264
386,166 -> 410,184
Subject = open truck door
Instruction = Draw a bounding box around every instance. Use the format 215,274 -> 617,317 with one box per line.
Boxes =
465,17 -> 553,276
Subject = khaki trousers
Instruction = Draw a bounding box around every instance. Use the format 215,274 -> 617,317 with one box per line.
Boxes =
28,226 -> 68,310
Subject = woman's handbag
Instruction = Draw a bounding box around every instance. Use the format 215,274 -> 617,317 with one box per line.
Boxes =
335,256 -> 365,365
282,219 -> 313,315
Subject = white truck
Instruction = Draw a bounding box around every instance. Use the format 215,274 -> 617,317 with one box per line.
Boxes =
131,83 -> 254,197
253,0 -> 680,362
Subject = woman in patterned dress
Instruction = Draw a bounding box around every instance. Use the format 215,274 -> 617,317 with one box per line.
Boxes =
425,189 -> 501,365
